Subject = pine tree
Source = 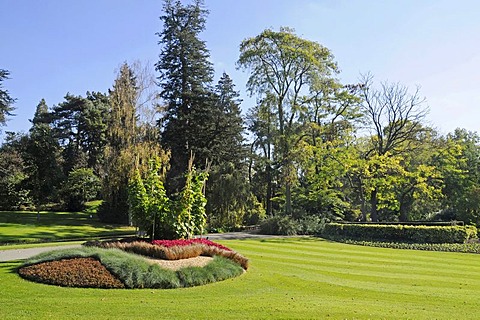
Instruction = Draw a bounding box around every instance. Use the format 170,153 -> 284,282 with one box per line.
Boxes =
0,69 -> 15,130
155,0 -> 215,192
47,92 -> 109,176
24,99 -> 63,214
205,73 -> 252,228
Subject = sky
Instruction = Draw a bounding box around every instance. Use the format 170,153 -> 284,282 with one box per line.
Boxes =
1,0 -> 479,138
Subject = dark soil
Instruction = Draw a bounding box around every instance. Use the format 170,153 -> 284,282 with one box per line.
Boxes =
18,257 -> 125,289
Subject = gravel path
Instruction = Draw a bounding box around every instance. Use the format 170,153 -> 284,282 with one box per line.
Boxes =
0,232 -> 284,262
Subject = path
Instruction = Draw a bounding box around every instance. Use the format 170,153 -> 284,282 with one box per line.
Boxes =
0,244 -> 81,262
0,232 -> 287,262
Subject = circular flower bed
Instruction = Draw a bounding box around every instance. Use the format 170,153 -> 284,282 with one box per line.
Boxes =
18,239 -> 248,289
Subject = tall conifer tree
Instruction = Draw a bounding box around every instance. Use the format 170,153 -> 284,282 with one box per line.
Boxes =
24,99 -> 63,213
155,0 -> 215,192
0,69 -> 15,130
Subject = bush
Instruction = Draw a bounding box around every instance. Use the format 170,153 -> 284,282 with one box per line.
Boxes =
298,216 -> 325,235
177,256 -> 243,288
260,216 -> 301,235
322,223 -> 478,244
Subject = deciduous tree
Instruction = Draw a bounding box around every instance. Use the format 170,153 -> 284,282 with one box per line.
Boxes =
238,27 -> 339,217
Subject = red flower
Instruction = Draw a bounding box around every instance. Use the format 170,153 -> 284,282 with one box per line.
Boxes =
151,238 -> 232,251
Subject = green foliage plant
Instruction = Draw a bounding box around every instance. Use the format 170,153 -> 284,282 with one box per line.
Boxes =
61,168 -> 101,211
173,158 -> 208,239
128,156 -> 170,239
323,222 -> 478,243
128,156 -> 208,239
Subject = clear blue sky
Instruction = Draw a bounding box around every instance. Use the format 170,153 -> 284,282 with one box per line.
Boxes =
1,0 -> 479,137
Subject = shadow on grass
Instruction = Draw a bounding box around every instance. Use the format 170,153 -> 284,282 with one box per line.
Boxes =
256,236 -> 327,244
0,211 -> 135,244
0,260 -> 22,274
0,211 -> 113,227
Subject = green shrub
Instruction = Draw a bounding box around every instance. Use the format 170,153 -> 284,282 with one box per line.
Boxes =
298,216 -> 325,235
260,216 -> 301,235
323,223 -> 478,244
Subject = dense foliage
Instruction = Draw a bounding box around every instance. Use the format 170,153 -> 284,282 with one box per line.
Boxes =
128,156 -> 208,239
323,223 -> 478,243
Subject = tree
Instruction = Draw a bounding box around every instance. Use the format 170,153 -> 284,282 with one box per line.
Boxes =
205,73 -> 252,228
0,135 -> 28,210
81,91 -> 110,172
61,168 -> 101,211
238,27 -> 339,217
128,155 -> 208,239
358,74 -> 429,221
51,94 -> 89,174
98,63 -> 138,223
156,0 -> 215,192
436,129 -> 480,225
50,92 -> 110,175
24,99 -> 64,215
0,69 -> 15,130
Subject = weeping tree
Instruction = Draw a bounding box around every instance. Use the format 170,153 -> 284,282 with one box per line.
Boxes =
98,63 -> 138,223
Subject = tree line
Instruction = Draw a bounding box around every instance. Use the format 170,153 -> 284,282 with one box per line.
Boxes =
1,0 -> 479,232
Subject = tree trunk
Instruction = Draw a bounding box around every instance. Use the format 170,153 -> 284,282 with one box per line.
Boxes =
370,189 -> 378,222
266,164 -> 272,216
399,192 -> 413,222
286,182 -> 292,218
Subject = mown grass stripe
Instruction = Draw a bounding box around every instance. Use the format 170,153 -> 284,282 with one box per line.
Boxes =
2,237 -> 480,319
245,250 -> 480,280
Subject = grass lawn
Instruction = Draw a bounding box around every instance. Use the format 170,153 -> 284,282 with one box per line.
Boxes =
1,237 -> 480,319
0,210 -> 135,244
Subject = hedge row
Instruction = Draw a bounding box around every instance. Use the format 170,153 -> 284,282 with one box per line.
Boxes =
341,240 -> 480,254
322,223 -> 478,243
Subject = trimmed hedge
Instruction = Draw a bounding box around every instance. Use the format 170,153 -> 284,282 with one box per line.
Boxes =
323,223 -> 478,244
